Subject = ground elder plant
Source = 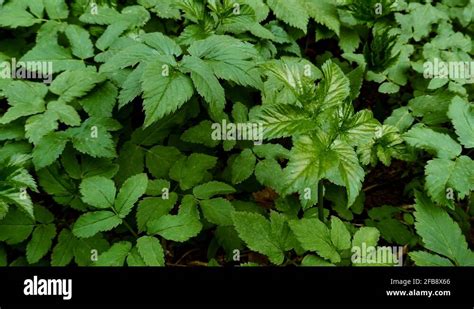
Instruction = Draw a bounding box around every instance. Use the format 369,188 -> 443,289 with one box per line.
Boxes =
0,0 -> 473,267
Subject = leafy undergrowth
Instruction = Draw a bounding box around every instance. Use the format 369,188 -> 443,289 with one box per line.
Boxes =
0,0 -> 473,267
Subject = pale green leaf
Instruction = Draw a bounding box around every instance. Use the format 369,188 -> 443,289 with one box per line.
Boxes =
65,24 -> 94,59
73,211 -> 122,238
289,218 -> 340,263
80,176 -> 116,209
232,212 -> 286,265
267,0 -> 308,32
425,156 -> 474,207
193,181 -> 236,200
231,149 -> 256,184
404,127 -> 462,159
136,236 -> 165,266
141,60 -> 194,127
447,97 -> 474,148
115,173 -> 148,218
51,229 -> 76,266
94,241 -> 131,266
26,224 -> 56,264
413,192 -> 474,266
199,198 -> 235,226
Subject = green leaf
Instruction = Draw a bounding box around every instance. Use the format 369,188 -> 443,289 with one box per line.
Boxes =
51,229 -> 76,266
255,104 -> 315,139
352,227 -> 380,249
80,82 -> 118,118
284,135 -> 325,195
289,218 -> 340,263
384,107 -> 414,133
339,110 -> 378,147
117,63 -> 144,108
73,211 -> 122,238
409,251 -> 454,266
231,149 -> 256,184
379,82 -> 400,94
65,24 -> 94,59
199,198 -> 235,226
193,181 -> 236,200
305,0 -> 341,35
404,127 -> 462,159
425,156 -> 474,207
95,241 -> 132,266
447,97 -> 474,148
326,140 -> 365,207
169,153 -> 217,190
301,255 -> 335,266
0,208 -> 34,244
0,203 -> 8,221
255,159 -> 285,193
408,93 -> 453,125
136,236 -> 165,266
413,192 -> 474,266
136,193 -> 178,232
47,101 -> 81,127
142,32 -> 182,56
115,173 -> 148,218
79,6 -> 121,25
80,176 -> 116,209
188,35 -> 262,88
100,44 -> 156,73
139,0 -> 181,19
34,205 -> 54,225
147,213 -> 202,242
253,144 -> 290,160
127,247 -> 146,266
269,211 -> 296,252
181,120 -> 220,148
20,40 -> 83,73
0,7 -> 40,28
141,60 -> 194,127
261,58 -> 319,104
232,212 -> 286,265
73,234 -> 110,266
24,112 -> 58,145
44,0 -> 69,19
181,55 -> 225,114
146,146 -> 183,179
67,118 -> 117,158
267,0 -> 308,32
313,61 -> 350,112
50,70 -> 105,103
330,216 -> 351,251
96,22 -> 129,51
146,179 -> 170,196
32,132 -> 68,170
396,2 -> 448,41
0,81 -> 47,124
26,224 -> 56,264
0,189 -> 35,221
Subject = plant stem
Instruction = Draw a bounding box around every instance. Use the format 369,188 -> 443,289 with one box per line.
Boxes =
318,181 -> 325,222
123,220 -> 138,238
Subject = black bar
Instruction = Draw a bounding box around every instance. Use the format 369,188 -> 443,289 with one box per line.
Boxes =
0,267 -> 472,306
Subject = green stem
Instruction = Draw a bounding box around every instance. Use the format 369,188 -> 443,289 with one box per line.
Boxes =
111,206 -> 138,238
122,220 -> 138,238
318,181 -> 325,222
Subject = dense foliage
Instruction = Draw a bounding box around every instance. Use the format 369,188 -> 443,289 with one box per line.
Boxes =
0,0 -> 473,267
